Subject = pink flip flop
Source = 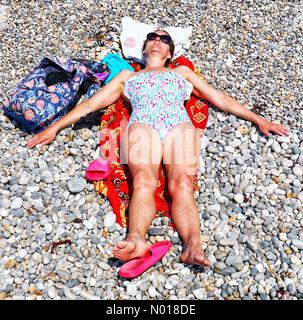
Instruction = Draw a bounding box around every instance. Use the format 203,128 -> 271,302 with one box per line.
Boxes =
118,240 -> 172,279
85,157 -> 110,181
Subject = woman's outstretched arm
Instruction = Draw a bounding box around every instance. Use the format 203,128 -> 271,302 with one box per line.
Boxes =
27,70 -> 132,148
182,66 -> 289,137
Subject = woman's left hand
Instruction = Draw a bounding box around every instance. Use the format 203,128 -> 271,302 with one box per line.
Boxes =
257,119 -> 289,137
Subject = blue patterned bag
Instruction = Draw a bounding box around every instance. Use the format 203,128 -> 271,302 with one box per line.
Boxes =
1,57 -> 102,133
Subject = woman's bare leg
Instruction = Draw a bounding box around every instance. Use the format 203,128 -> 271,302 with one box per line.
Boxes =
163,123 -> 210,267
113,123 -> 162,261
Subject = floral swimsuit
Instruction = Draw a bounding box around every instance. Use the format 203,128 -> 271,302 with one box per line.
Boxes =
123,71 -> 193,142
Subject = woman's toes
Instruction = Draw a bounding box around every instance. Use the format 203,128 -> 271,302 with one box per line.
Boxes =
180,248 -> 211,267
116,241 -> 128,250
113,237 -> 150,261
112,240 -> 137,261
196,254 -> 211,266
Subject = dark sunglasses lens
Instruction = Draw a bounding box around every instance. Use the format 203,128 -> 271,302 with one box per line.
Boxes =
147,32 -> 157,40
160,35 -> 172,44
147,32 -> 172,44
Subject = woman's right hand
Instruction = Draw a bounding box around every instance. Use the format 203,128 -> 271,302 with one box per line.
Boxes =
26,70 -> 129,149
26,125 -> 58,148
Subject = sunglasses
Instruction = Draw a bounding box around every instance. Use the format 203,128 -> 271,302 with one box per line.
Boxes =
146,32 -> 172,44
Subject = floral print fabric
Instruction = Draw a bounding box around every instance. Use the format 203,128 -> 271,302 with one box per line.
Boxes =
124,71 -> 193,142
1,57 -> 101,133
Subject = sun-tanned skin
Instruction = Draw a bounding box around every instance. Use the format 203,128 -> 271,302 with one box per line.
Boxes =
27,31 -> 288,267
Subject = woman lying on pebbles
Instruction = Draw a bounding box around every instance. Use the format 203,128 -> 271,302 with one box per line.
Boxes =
27,30 -> 289,267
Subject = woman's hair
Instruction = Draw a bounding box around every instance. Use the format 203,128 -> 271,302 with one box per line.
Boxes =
142,30 -> 175,67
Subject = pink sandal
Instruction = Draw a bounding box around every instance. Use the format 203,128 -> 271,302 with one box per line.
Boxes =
85,157 -> 110,181
118,240 -> 172,279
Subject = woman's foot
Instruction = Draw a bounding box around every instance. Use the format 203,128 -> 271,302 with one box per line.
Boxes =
113,235 -> 151,261
180,243 -> 211,267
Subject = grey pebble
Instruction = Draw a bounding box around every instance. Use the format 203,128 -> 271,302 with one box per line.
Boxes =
292,240 -> 303,250
67,177 -> 87,194
259,293 -> 269,300
65,279 -> 80,288
10,209 -> 24,218
90,235 -> 101,245
221,267 -> 237,276
272,236 -> 280,249
0,198 -> 11,209
250,268 -> 258,277
139,282 -> 149,292
219,238 -> 236,246
44,223 -> 53,235
99,261 -> 111,271
42,253 -> 52,265
10,197 -> 23,209
287,284 -> 296,295
148,228 -> 165,236
3,284 -> 15,293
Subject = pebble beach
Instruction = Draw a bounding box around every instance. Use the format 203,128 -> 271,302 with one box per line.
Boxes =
0,0 -> 302,300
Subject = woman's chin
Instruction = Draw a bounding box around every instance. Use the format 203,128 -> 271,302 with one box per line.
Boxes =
149,48 -> 161,53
